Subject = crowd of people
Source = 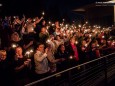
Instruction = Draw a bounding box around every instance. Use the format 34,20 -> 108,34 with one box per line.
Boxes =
0,15 -> 115,86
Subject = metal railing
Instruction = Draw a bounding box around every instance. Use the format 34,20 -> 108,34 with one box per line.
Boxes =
25,52 -> 115,86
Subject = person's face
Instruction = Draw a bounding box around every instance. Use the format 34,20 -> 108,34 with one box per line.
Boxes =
0,52 -> 7,60
16,47 -> 22,55
91,43 -> 96,48
95,40 -> 98,44
42,21 -> 46,25
55,21 -> 59,25
57,36 -> 60,40
50,36 -> 54,41
27,18 -> 32,23
37,44 -> 45,52
60,45 -> 65,51
101,39 -> 106,44
107,40 -> 111,46
13,35 -> 19,41
70,38 -> 75,44
85,34 -> 88,37
41,27 -> 46,33
82,40 -> 86,46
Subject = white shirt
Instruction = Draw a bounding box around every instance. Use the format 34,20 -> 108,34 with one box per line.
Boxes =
34,51 -> 50,74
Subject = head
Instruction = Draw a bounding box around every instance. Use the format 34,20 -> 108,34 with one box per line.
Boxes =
41,27 -> 46,33
55,35 -> 61,41
42,20 -> 46,25
55,21 -> 60,28
0,50 -> 7,61
11,32 -> 20,42
59,44 -> 65,52
37,43 -> 45,52
91,43 -> 96,48
49,35 -> 54,41
94,40 -> 98,45
101,39 -> 106,44
107,40 -> 111,46
70,37 -> 76,44
27,18 -> 32,23
81,40 -> 86,46
15,47 -> 23,56
55,21 -> 59,26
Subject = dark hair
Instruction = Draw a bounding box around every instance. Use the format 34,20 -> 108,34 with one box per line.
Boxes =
15,46 -> 22,50
54,35 -> 60,40
37,43 -> 44,47
57,44 -> 65,52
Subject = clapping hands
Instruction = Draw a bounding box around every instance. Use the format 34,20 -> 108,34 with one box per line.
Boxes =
24,59 -> 31,67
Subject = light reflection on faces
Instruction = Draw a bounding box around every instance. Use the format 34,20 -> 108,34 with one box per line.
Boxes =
0,50 -> 7,61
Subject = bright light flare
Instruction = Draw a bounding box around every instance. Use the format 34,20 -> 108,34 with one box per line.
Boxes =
42,12 -> 45,15
75,41 -> 78,44
69,56 -> 73,59
0,4 -> 2,7
12,44 -> 17,48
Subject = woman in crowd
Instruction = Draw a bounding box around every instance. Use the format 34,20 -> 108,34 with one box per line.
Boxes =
89,42 -> 100,60
66,37 -> 79,67
7,32 -> 24,62
46,35 -> 57,53
99,39 -> 108,55
54,21 -> 61,36
46,43 -> 64,73
54,35 -> 64,49
54,44 -> 69,71
10,32 -> 24,48
78,40 -> 89,63
13,46 -> 31,86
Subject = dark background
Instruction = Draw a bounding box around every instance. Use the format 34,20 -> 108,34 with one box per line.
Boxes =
0,0 -> 113,25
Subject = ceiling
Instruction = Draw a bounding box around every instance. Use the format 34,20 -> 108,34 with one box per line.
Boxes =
0,0 -> 111,17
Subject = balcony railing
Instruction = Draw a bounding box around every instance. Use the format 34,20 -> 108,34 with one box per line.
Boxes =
25,52 -> 115,86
